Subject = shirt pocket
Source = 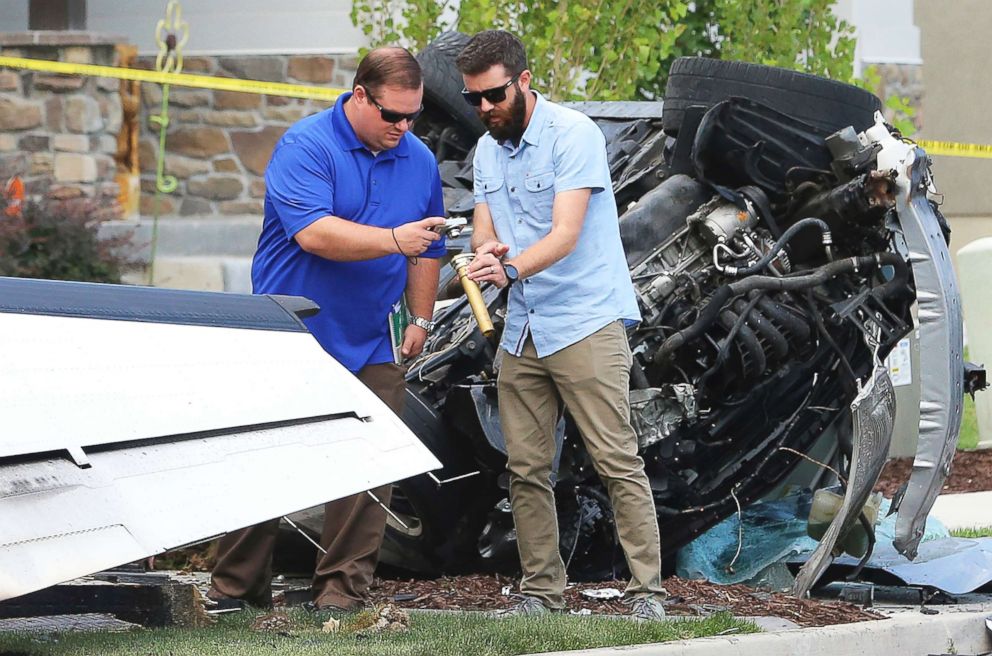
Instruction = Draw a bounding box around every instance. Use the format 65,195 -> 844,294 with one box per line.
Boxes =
476,175 -> 505,196
524,169 -> 555,216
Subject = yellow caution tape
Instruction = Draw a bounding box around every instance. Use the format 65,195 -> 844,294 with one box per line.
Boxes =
2,55 -> 991,160
917,139 -> 992,160
0,55 -> 346,102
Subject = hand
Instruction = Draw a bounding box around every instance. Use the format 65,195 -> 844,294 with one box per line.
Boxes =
401,323 -> 428,358
393,217 -> 445,256
476,240 -> 510,259
467,248 -> 509,287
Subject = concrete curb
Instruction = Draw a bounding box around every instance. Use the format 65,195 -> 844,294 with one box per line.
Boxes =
528,610 -> 992,656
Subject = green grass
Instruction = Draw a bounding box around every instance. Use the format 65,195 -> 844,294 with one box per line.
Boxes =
0,608 -> 757,656
959,392 -> 980,450
950,526 -> 992,538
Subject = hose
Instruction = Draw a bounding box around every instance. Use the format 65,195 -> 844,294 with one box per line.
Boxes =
655,253 -> 902,363
755,294 -> 812,345
694,295 -> 764,401
732,299 -> 789,360
722,217 -> 833,277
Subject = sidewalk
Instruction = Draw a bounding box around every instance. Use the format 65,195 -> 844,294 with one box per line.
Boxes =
529,607 -> 992,656
929,490 -> 992,531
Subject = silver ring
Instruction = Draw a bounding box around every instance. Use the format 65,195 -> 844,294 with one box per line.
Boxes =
490,266 -> 495,274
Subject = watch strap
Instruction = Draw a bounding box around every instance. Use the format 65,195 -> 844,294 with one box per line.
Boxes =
410,315 -> 436,333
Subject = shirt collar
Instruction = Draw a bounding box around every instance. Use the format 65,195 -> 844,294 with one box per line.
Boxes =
499,90 -> 548,153
330,91 -> 410,158
521,91 -> 549,147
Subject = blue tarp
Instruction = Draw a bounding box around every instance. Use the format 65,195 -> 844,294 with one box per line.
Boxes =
677,489 -> 950,586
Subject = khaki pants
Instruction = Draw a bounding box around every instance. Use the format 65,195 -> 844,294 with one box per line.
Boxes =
209,362 -> 406,609
498,321 -> 665,609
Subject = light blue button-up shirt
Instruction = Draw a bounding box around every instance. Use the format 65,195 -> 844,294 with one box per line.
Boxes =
473,92 -> 640,358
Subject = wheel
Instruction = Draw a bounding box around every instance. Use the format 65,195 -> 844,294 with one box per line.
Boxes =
378,387 -> 490,574
662,57 -> 881,136
416,32 -> 486,139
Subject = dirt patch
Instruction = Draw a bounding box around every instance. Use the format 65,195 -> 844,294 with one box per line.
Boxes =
876,449 -> 992,498
368,574 -> 882,628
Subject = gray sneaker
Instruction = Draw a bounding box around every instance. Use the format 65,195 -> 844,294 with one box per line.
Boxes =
497,595 -> 552,617
625,595 -> 667,621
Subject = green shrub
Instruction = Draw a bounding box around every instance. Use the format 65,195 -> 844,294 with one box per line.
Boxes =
0,201 -> 135,283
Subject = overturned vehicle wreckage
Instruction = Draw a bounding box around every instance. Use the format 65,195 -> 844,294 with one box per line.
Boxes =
302,39 -> 980,595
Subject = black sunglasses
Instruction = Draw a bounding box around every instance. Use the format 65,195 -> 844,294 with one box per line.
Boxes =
461,73 -> 521,107
364,89 -> 423,124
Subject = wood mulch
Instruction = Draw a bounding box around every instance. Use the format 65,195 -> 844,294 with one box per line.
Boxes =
876,449 -> 992,498
368,574 -> 883,628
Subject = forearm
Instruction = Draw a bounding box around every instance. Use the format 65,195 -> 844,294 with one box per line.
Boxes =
508,189 -> 588,279
295,215 -> 397,262
405,257 -> 441,320
470,203 -> 498,251
509,225 -> 580,279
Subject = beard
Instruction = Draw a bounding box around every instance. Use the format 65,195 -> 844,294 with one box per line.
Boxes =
482,86 -> 527,144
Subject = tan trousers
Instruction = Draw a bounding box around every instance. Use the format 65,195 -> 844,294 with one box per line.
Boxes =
498,321 -> 666,609
209,362 -> 406,609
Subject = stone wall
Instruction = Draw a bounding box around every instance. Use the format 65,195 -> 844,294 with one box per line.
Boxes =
872,62 -> 924,132
136,54 -> 358,218
0,32 -> 125,220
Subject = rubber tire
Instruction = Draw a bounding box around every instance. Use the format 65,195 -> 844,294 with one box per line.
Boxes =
379,387 -> 486,574
662,57 -> 882,136
416,31 -> 486,138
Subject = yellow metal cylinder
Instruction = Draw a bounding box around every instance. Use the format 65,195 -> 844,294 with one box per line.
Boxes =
451,254 -> 495,338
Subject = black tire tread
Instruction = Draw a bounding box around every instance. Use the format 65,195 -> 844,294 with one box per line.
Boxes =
663,57 -> 881,135
417,32 -> 486,138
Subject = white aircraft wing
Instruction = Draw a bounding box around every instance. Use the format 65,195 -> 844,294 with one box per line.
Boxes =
0,277 -> 440,601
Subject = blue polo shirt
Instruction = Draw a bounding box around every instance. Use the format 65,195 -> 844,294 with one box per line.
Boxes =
253,92 -> 445,372
473,92 -> 640,357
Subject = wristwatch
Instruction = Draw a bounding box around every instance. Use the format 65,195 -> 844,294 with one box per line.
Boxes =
410,315 -> 436,333
504,263 -> 520,286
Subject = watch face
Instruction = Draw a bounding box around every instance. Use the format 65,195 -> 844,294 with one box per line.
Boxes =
505,264 -> 519,281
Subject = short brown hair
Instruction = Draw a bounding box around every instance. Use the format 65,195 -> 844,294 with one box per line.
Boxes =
456,30 -> 528,76
353,47 -> 422,95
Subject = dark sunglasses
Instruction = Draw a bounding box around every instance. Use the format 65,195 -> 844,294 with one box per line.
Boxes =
365,89 -> 423,124
461,73 -> 521,107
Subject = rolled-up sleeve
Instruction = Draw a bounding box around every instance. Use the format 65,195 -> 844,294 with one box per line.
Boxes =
552,120 -> 610,194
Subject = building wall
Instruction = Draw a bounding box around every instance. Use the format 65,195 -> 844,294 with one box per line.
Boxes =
135,53 -> 357,218
0,0 -> 365,55
915,0 -> 992,262
0,33 -> 123,220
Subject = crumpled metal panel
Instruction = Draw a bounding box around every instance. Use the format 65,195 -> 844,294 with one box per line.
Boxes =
867,138 -> 964,559
793,360 -> 895,597
893,156 -> 964,558
824,536 -> 992,595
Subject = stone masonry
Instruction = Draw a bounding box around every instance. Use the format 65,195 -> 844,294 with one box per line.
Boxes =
872,63 -> 924,133
0,36 -> 358,221
135,54 -> 358,217
0,32 -> 125,220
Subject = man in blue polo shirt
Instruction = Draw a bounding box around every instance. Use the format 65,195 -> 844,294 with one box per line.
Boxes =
209,47 -> 446,612
457,31 -> 667,620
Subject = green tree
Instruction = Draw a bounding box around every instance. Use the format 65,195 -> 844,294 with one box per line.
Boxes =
351,0 -> 912,131
351,0 -> 688,102
457,0 -> 688,101
713,0 -> 856,79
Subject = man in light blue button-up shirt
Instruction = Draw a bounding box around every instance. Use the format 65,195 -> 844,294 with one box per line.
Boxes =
457,30 -> 667,620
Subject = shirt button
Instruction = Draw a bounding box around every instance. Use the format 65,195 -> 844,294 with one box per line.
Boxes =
525,279 -> 531,284
510,187 -> 516,192
529,309 -> 535,314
